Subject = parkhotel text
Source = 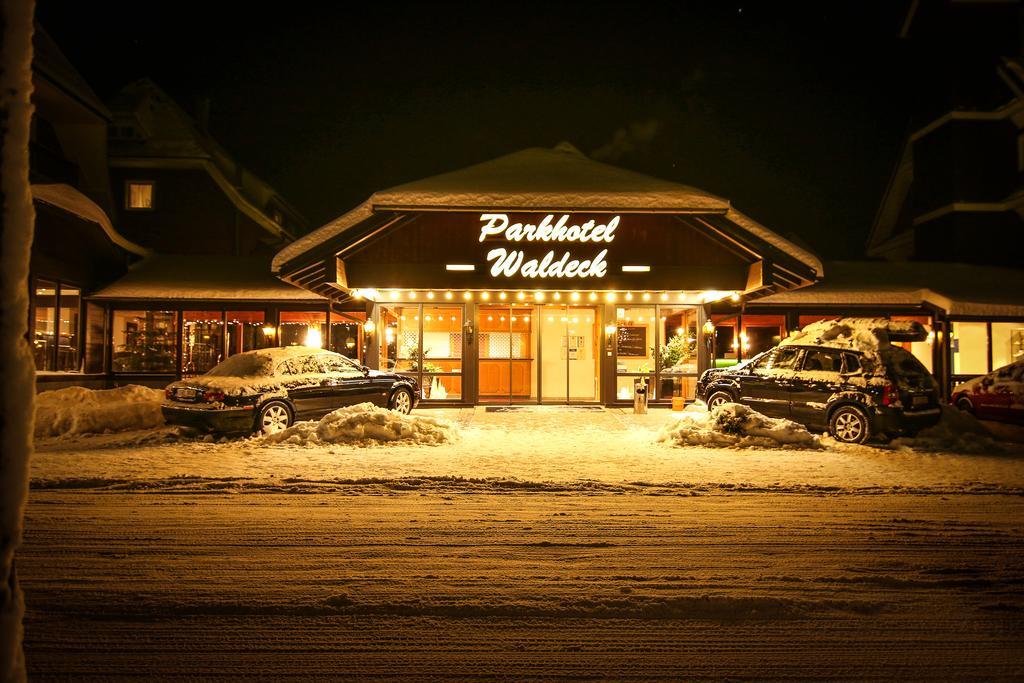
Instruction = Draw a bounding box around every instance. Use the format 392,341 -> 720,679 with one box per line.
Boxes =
478,213 -> 618,279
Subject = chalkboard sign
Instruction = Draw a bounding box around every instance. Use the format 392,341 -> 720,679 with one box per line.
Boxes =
616,326 -> 647,357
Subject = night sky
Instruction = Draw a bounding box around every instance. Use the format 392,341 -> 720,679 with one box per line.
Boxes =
38,1 -> 911,259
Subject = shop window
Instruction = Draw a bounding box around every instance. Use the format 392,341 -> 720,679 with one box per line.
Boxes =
951,322 -> 988,376
991,322 -> 1024,370
890,315 -> 934,373
57,286 -> 81,372
32,280 -> 57,371
381,304 -> 463,400
329,310 -> 366,363
84,302 -> 106,374
183,311 -> 224,375
658,306 -> 698,401
226,311 -> 270,357
125,181 -> 154,210
280,311 -> 327,348
112,310 -> 177,373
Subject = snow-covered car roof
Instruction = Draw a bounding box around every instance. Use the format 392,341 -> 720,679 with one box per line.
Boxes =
781,318 -> 927,356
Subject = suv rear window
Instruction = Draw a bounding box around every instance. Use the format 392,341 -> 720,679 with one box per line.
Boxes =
842,353 -> 861,374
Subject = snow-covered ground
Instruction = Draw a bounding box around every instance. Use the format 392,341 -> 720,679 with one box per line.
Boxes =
20,491 -> 1024,679
30,405 -> 1024,494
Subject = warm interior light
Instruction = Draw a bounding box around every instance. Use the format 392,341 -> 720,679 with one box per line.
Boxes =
445,264 -> 475,271
499,291 -> 507,300
625,292 -> 633,301
605,292 -> 616,303
553,292 -> 562,301
481,292 -> 490,300
262,325 -> 276,337
305,326 -> 322,348
363,319 -> 376,334
445,291 -> 453,300
516,291 -> 526,301
427,291 -> 435,300
570,292 -> 580,301
702,320 -> 715,335
463,291 -> 472,300
534,291 -> 545,302
604,324 -> 617,336
588,292 -> 598,302
621,265 -> 651,272
660,293 -> 669,301
731,293 -> 740,302
409,291 -> 417,299
676,327 -> 684,336
642,292 -> 651,301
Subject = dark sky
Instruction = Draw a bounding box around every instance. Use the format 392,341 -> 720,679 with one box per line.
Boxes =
38,1 -> 912,259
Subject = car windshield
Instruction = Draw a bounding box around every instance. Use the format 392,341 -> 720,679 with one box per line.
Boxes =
204,353 -> 274,378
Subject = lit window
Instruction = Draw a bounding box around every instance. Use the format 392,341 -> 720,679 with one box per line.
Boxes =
126,181 -> 154,210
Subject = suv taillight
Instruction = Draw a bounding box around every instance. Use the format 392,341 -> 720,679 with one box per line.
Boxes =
881,382 -> 897,406
203,390 -> 225,403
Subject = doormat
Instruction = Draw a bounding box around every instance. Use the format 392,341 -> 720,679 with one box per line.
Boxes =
485,406 -> 605,413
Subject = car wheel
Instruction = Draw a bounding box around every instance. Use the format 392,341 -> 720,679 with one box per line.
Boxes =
389,388 -> 413,415
706,391 -> 733,410
955,396 -> 974,415
256,401 -> 293,435
829,405 -> 871,444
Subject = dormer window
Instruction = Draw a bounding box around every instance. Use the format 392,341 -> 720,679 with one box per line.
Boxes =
125,181 -> 155,210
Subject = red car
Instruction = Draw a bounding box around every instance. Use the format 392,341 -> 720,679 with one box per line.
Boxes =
952,359 -> 1024,424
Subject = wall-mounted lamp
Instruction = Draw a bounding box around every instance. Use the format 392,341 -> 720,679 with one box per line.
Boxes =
262,325 -> 276,337
604,323 -> 617,352
464,319 -> 475,346
363,319 -> 376,335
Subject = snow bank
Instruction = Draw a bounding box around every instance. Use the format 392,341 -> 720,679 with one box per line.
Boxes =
894,405 -> 1001,454
35,385 -> 164,438
658,403 -> 821,449
262,402 -> 458,446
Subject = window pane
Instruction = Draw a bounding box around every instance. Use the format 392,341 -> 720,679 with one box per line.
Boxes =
991,322 -> 1024,370
617,375 -> 657,401
183,311 -> 224,375
774,347 -> 802,370
711,314 -> 738,367
615,306 -> 655,374
657,375 -> 695,401
127,182 -> 153,209
380,306 -> 418,373
951,322 -> 989,375
32,280 -> 57,371
280,310 -> 326,348
330,310 -> 365,363
112,310 -> 177,373
422,306 -> 464,400
743,314 -> 785,358
226,311 -> 269,356
84,301 -> 106,374
56,286 -> 81,372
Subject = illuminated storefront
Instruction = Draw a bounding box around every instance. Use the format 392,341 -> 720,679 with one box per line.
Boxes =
273,146 -> 823,405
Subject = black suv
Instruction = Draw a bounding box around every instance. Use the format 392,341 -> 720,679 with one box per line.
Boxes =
695,343 -> 941,443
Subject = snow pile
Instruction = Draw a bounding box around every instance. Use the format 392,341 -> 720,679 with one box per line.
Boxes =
895,405 -> 1001,454
34,385 -> 165,438
659,402 -> 821,449
262,402 -> 458,446
781,317 -> 924,359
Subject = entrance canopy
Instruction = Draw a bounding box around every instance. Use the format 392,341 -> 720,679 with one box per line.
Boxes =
273,145 -> 823,300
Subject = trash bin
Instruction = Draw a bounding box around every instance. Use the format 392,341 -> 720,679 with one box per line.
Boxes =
633,377 -> 649,414
671,396 -> 685,411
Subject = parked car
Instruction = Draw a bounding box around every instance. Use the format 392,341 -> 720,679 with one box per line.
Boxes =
951,359 -> 1024,425
162,347 -> 419,434
696,323 -> 941,444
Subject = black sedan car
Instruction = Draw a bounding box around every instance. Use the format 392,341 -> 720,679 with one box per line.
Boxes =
696,342 -> 941,444
162,347 -> 419,434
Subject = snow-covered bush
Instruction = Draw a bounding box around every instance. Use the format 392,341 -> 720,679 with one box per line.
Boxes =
261,402 -> 458,446
658,402 -> 821,449
34,385 -> 164,438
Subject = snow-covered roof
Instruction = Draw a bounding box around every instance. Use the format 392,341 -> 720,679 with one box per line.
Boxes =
89,255 -> 325,301
32,184 -> 149,257
754,261 -> 1024,317
273,145 -> 823,277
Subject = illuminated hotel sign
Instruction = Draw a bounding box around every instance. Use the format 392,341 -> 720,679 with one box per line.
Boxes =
478,213 -> 617,279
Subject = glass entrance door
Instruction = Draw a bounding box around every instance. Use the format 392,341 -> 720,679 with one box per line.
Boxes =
477,304 -> 536,404
539,305 -> 601,403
